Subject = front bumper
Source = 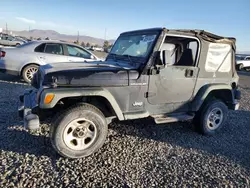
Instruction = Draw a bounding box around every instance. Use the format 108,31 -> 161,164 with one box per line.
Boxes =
18,89 -> 40,130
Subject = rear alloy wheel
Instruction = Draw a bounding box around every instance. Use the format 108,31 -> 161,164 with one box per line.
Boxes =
193,99 -> 228,135
22,64 -> 39,83
50,103 -> 108,158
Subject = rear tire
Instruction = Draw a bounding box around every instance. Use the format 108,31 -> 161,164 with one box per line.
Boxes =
22,64 -> 39,83
50,103 -> 108,158
193,99 -> 228,135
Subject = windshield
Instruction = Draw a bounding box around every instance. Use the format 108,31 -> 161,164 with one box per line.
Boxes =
110,33 -> 157,58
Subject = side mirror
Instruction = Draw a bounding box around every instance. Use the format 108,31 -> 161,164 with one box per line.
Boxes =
162,50 -> 170,66
90,55 -> 95,59
155,50 -> 168,67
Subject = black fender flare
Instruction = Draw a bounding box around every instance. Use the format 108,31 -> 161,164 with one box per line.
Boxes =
191,84 -> 234,111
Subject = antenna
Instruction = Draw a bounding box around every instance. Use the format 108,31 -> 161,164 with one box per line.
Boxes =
104,28 -> 107,40
5,23 -> 8,34
77,31 -> 79,43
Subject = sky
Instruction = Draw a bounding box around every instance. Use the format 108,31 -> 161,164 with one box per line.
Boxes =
0,0 -> 250,51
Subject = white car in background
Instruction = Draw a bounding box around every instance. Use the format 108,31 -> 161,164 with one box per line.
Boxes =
0,34 -> 26,46
236,55 -> 250,71
0,40 -> 102,83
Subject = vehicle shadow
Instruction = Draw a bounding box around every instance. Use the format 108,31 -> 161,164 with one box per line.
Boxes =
0,73 -> 27,84
109,110 -> 250,170
0,119 -> 60,160
0,109 -> 249,170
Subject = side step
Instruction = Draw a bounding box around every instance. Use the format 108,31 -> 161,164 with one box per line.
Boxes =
151,113 -> 194,124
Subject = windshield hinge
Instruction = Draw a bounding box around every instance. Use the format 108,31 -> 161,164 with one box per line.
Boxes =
149,67 -> 161,75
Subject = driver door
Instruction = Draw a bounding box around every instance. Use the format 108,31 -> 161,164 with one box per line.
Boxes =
147,41 -> 199,113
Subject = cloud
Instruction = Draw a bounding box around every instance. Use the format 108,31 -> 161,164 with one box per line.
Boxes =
39,21 -> 75,30
40,21 -> 57,27
16,17 -> 36,24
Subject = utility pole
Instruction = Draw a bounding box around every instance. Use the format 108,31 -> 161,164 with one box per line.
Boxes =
104,28 -> 107,40
77,31 -> 79,43
5,23 -> 8,34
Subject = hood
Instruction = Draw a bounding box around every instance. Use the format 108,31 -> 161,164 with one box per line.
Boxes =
36,60 -> 139,88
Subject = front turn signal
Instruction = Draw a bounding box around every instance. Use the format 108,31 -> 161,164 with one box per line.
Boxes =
44,93 -> 55,104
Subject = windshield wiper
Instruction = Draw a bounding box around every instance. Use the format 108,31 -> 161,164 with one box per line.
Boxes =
108,53 -> 117,62
122,54 -> 136,66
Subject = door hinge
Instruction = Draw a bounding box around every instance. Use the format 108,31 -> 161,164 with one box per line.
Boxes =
145,92 -> 156,98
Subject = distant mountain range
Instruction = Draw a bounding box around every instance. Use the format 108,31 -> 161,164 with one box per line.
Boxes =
4,29 -> 115,46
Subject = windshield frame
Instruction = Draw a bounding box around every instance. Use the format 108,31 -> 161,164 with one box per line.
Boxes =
106,31 -> 161,66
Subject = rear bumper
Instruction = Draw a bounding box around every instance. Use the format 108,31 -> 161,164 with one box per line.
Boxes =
231,100 -> 240,110
18,89 -> 40,130
230,89 -> 241,110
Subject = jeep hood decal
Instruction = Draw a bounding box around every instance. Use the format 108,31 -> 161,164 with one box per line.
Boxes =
39,60 -> 139,87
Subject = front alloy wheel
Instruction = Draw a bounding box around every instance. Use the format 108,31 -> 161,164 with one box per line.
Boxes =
238,64 -> 244,71
50,103 -> 108,158
22,64 -> 39,83
63,118 -> 97,151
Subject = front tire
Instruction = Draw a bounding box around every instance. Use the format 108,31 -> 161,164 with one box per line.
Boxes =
50,103 -> 108,158
193,99 -> 228,135
22,64 -> 39,83
237,64 -> 244,71
245,67 -> 250,72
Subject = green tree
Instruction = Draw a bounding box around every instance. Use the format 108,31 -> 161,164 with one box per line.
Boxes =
103,40 -> 109,49
94,44 -> 99,48
86,42 -> 90,47
81,41 -> 85,47
74,41 -> 80,45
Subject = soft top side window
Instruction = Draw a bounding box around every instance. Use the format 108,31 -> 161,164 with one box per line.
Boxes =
161,36 -> 199,67
188,41 -> 198,62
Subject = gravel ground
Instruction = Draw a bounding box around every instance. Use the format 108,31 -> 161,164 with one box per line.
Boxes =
92,51 -> 108,59
0,72 -> 250,187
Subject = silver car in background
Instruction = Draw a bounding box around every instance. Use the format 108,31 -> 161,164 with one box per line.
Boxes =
0,34 -> 26,46
0,40 -> 101,82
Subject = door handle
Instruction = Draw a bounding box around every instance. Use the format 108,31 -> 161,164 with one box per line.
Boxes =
39,56 -> 45,60
185,69 -> 194,77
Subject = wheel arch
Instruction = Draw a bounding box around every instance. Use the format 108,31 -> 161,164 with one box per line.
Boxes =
20,62 -> 40,76
39,88 -> 125,120
191,84 -> 234,111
